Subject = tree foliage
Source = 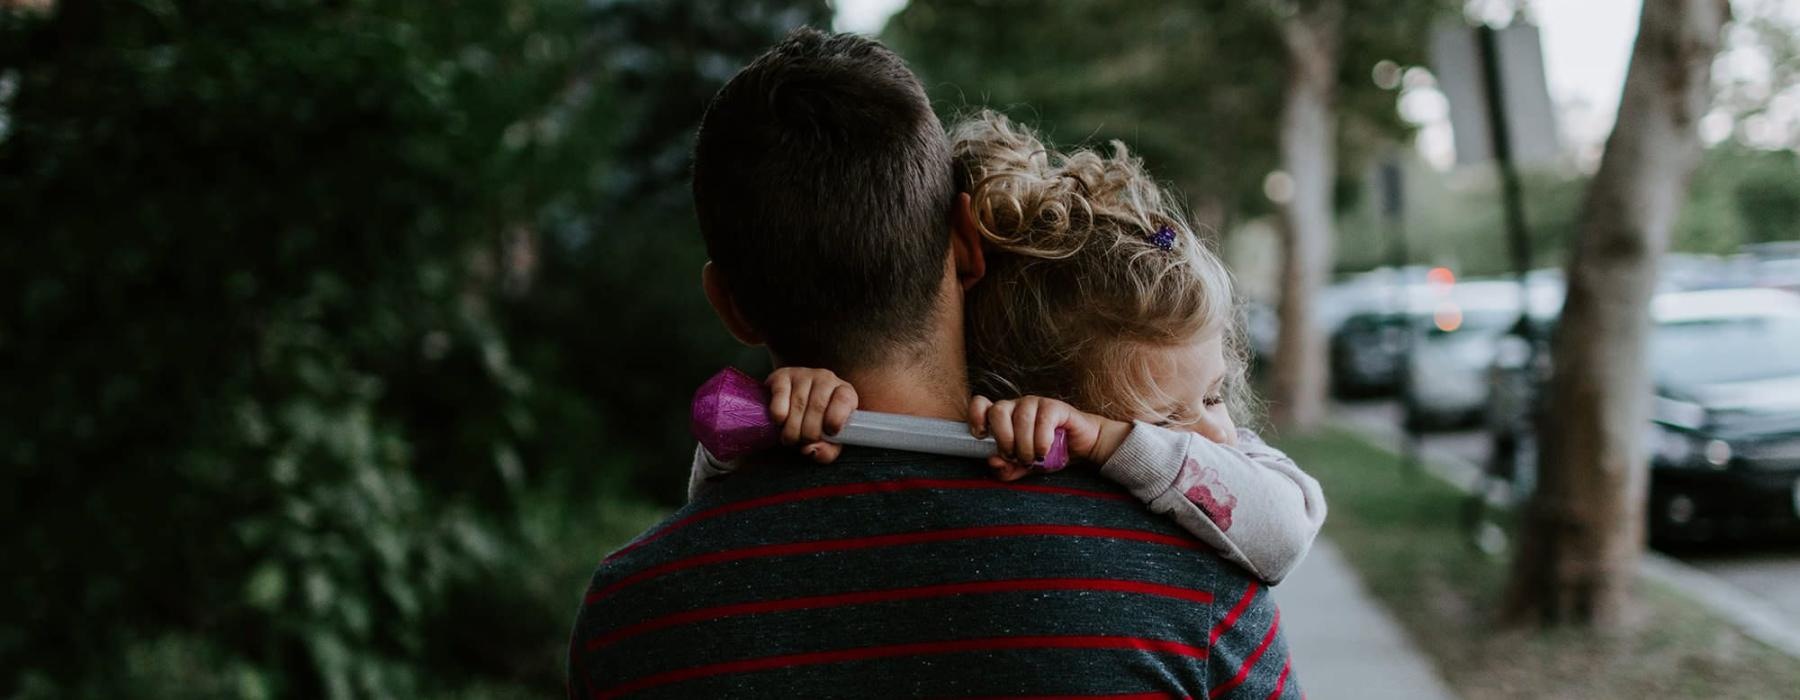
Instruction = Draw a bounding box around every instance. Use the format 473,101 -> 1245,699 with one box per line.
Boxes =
0,0 -> 821,696
884,0 -> 1451,232
1330,141 -> 1800,278
517,0 -> 830,502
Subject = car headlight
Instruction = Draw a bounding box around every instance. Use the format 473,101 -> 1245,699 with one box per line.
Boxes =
1702,438 -> 1732,467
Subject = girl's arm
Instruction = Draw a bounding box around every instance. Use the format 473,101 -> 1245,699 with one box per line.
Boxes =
1100,423 -> 1325,584
971,396 -> 1326,584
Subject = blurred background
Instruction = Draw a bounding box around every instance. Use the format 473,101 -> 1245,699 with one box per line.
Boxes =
3,0 -> 1798,698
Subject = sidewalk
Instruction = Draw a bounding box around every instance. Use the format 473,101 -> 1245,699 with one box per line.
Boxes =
1278,539 -> 1458,700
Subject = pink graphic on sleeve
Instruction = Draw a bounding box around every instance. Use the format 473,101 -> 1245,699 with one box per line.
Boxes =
1181,458 -> 1238,531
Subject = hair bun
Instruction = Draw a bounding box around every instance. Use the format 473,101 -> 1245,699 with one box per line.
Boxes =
950,110 -> 1167,260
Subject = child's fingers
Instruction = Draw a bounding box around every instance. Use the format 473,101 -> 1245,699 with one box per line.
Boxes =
767,374 -> 792,423
798,380 -> 836,443
779,375 -> 814,445
801,441 -> 843,464
991,460 -> 1033,482
968,395 -> 994,438
986,401 -> 1016,459
1011,399 -> 1039,464
1034,403 -> 1062,462
822,384 -> 858,436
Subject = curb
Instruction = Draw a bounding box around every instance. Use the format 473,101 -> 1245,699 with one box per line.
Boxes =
1637,554 -> 1800,658
1325,416 -> 1800,660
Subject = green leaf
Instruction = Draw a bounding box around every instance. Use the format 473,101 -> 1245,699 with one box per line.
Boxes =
244,561 -> 288,611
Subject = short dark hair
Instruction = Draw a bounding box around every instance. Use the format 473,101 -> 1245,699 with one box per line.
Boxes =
692,28 -> 954,371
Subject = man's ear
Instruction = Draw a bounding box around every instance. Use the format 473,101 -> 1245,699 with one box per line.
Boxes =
701,261 -> 764,347
949,192 -> 986,291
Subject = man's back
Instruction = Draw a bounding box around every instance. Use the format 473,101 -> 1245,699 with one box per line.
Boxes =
569,448 -> 1299,699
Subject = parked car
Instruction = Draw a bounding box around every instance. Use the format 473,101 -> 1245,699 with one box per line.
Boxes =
1743,241 -> 1800,260
1401,279 -> 1562,430
1486,287 -> 1800,544
1325,268 -> 1460,397
1754,257 -> 1800,294
1645,288 -> 1800,543
1331,309 -> 1416,398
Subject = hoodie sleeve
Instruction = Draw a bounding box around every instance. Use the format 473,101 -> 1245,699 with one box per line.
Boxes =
1099,423 -> 1327,584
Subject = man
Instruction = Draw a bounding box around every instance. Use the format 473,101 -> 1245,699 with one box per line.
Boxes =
568,28 -> 1300,699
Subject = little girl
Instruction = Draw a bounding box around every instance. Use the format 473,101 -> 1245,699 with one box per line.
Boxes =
691,111 -> 1325,584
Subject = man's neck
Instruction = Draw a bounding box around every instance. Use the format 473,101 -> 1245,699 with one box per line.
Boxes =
778,290 -> 971,421
838,359 -> 969,422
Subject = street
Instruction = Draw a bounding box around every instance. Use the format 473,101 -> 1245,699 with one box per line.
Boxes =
1331,398 -> 1800,634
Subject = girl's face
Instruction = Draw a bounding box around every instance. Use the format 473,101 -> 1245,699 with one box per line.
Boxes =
1137,331 -> 1237,445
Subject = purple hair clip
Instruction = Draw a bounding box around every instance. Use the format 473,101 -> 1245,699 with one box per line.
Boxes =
1148,225 -> 1177,251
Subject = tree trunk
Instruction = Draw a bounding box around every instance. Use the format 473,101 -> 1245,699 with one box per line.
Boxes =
1270,0 -> 1343,430
1504,0 -> 1729,628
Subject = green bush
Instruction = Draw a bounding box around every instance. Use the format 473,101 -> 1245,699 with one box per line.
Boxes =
0,1 -> 644,696
0,0 -> 836,693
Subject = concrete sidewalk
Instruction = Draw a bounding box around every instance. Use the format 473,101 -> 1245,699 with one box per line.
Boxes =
1278,539 -> 1459,700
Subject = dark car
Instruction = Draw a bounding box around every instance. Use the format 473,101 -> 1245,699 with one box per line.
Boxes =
1330,311 -> 1415,398
1483,288 -> 1800,545
1645,289 -> 1800,544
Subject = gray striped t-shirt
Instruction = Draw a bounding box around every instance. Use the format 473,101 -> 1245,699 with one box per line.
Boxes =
569,446 -> 1302,699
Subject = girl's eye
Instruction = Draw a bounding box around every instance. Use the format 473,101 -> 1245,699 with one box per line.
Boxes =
1201,394 -> 1225,408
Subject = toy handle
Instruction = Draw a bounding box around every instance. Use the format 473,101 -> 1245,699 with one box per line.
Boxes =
691,367 -> 1070,471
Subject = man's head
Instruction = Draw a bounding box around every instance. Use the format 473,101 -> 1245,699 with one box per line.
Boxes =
692,28 -> 970,373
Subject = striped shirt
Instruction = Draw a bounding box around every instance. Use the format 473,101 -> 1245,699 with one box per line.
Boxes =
569,447 -> 1302,699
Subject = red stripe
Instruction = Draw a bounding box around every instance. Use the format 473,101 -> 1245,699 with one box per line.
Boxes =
605,478 -> 1131,563
1209,609 -> 1282,699
1209,581 -> 1261,645
591,635 -> 1208,699
585,524 -> 1199,604
1265,658 -> 1292,700
586,578 -> 1214,651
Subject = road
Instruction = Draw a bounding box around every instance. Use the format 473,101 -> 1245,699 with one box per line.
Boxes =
1332,398 -> 1800,636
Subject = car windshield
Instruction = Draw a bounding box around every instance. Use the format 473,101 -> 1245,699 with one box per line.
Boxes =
1651,315 -> 1800,386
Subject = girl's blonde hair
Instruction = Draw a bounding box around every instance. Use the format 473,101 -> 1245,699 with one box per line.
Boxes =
953,110 -> 1255,424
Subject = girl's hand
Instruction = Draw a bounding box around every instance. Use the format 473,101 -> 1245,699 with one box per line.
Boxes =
967,395 -> 1132,481
767,367 -> 858,464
